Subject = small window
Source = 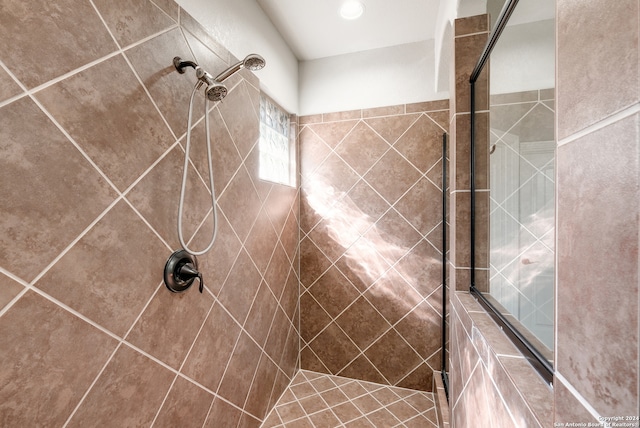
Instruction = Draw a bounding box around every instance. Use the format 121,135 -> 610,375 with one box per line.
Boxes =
259,94 -> 295,187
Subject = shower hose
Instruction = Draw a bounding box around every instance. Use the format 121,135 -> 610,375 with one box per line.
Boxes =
177,81 -> 219,256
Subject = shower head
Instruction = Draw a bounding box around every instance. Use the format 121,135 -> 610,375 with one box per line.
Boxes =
196,67 -> 228,101
214,54 -> 266,83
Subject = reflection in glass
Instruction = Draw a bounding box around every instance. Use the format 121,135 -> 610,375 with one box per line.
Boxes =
486,0 -> 555,355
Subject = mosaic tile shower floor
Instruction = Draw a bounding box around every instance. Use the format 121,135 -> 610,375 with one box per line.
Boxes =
260,370 -> 439,428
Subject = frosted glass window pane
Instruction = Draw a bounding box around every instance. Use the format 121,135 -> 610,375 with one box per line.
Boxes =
259,94 -> 293,186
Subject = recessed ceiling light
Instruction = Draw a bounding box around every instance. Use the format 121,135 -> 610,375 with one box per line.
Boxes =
339,1 -> 365,20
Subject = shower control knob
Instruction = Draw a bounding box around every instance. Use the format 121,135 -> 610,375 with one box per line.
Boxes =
164,250 -> 203,293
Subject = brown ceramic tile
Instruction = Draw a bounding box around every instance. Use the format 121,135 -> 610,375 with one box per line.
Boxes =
244,281 -> 279,347
245,208 -> 278,274
217,249 -> 263,326
308,323 -> 360,374
124,28 -> 200,137
0,66 -> 21,103
332,400 -> 364,423
311,152 -> 361,196
557,0 -> 639,139
35,200 -> 166,336
179,10 -> 230,66
393,114 -> 444,173
335,297 -> 391,350
394,302 -> 441,360
363,270 -> 423,325
364,330 -> 423,385
125,278 -> 214,368
394,177 -> 442,237
0,0 -> 116,89
245,354 -> 279,419
0,272 -> 24,310
153,376 -> 214,428
406,99 -> 450,113
394,240 -> 442,297
125,145 -> 212,249
300,292 -> 332,342
218,82 -> 260,160
308,409 -> 341,427
0,97 -> 117,282
93,0 -> 175,47
151,0 -> 179,20
308,266 -> 360,318
362,104 -> 405,118
217,165 -> 263,243
396,363 -> 433,392
68,345 -> 175,427
334,121 -> 390,176
324,110 -> 362,122
554,378 -> 600,426
36,54 -> 174,191
307,119 -> 359,149
364,149 -> 422,205
203,397 -> 243,428
265,243 -> 292,299
557,114 -> 639,416
338,355 -> 388,385
454,32 -> 488,114
181,302 -> 242,392
455,14 -> 489,36
335,240 -> 392,292
0,291 -> 117,426
343,179 -> 391,233
217,332 -> 262,408
299,127 -> 332,178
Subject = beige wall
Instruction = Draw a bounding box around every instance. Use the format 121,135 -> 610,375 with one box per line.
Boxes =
298,101 -> 449,391
0,1 -> 299,426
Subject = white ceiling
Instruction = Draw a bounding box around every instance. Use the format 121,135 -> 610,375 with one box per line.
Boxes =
256,0 -> 442,61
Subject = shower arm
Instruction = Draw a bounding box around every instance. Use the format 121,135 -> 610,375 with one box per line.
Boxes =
173,57 -> 198,74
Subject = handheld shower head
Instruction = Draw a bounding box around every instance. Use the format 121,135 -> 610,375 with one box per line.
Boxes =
214,54 -> 266,83
196,67 -> 228,101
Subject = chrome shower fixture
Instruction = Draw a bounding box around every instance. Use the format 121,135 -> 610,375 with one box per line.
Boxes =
172,54 -> 266,101
213,53 -> 266,83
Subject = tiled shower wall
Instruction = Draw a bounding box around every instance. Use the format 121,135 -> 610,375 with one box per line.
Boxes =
0,1 -> 299,427
298,101 -> 449,392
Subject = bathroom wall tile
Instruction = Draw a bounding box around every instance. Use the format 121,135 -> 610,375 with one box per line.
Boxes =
264,307 -> 293,363
306,119 -> 359,149
218,82 -> 260,160
554,378 -> 599,426
181,302 -> 242,392
394,301 -> 441,360
365,114 -> 419,147
264,243 -> 291,299
311,152 -> 361,195
394,240 -> 442,298
36,54 -> 175,191
203,398 -> 243,428
406,99 -> 450,113
125,280 -> 214,369
557,114 -> 639,416
151,0 -> 179,21
35,200 -> 167,337
299,127 -> 332,179
245,354 -> 279,419
244,281 -> 279,347
557,0 -> 639,139
182,30 -> 232,94
218,165 -> 263,243
300,292 -> 332,342
125,27 -> 199,137
0,291 -> 117,427
335,296 -> 392,350
152,376 -> 214,428
362,104 -> 405,118
217,249 -> 263,326
364,149 -> 422,205
0,67 -> 21,103
343,179 -> 391,233
396,363 -> 434,391
453,112 -> 489,190
454,14 -> 489,36
125,145 -> 212,250
308,266 -> 360,318
0,272 -> 23,311
334,121 -> 390,176
196,210 -> 243,297
217,332 -> 262,409
93,0 -> 176,48
393,114 -> 445,173
426,110 -> 451,132
364,272 -> 423,326
179,10 -> 230,66
394,177 -> 442,236
245,208 -> 278,274
0,0 -> 116,89
0,97 -> 117,282
454,33 -> 489,114
308,322 -> 360,373
324,109 -> 362,122
67,345 -> 175,427
364,329 -> 422,385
